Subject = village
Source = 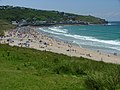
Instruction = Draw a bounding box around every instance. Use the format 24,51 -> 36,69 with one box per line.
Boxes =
12,18 -> 89,26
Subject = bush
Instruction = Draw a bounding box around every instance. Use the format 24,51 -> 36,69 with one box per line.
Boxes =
53,62 -> 86,76
85,66 -> 120,90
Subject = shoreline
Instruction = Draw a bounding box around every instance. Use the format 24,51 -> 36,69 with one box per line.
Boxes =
0,26 -> 120,64
36,25 -> 120,56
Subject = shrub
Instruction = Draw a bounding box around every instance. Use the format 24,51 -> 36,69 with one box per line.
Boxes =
85,66 -> 120,90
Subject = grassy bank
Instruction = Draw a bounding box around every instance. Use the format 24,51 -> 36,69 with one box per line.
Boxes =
0,20 -> 15,36
0,44 -> 120,90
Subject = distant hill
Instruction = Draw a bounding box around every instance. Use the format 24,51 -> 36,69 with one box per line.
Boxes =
0,6 -> 107,25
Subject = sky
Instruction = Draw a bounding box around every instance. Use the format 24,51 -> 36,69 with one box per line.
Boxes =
0,0 -> 120,21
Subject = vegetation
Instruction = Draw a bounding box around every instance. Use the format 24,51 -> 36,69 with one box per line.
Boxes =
0,5 -> 118,90
0,20 -> 15,36
0,44 -> 120,90
0,5 -> 107,24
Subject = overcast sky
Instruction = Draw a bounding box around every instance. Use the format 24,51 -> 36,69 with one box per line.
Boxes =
0,0 -> 120,21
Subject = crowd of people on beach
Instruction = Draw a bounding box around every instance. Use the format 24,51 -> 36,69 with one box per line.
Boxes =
0,26 -> 50,48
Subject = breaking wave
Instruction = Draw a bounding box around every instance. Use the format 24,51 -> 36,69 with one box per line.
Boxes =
63,34 -> 120,46
48,26 -> 68,33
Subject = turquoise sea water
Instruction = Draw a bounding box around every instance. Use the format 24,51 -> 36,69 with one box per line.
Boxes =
38,21 -> 120,55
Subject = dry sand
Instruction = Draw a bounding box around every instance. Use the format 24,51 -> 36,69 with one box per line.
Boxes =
0,26 -> 120,64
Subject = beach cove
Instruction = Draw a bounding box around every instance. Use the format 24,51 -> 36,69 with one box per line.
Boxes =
0,26 -> 120,64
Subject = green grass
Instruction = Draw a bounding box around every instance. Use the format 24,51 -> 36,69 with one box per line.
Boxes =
0,20 -> 15,36
0,44 -> 120,90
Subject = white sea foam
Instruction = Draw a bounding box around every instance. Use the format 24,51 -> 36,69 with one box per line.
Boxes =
48,26 -> 68,33
39,27 -> 61,35
107,23 -> 112,25
109,46 -> 120,51
73,40 -> 120,51
63,34 -> 120,46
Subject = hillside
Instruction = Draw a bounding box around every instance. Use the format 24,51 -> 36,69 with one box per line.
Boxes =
0,6 -> 107,25
0,44 -> 120,90
0,20 -> 15,36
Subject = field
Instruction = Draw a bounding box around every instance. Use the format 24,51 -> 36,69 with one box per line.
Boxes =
0,44 -> 120,90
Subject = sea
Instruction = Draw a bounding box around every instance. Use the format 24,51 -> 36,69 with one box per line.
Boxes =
38,21 -> 120,55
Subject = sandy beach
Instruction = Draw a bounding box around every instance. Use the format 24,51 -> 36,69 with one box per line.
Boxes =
0,26 -> 120,64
